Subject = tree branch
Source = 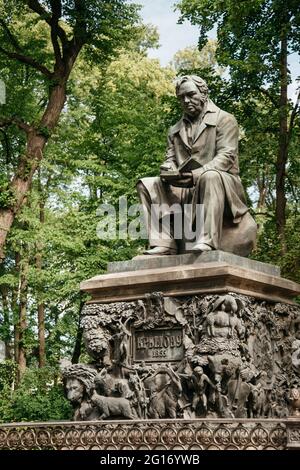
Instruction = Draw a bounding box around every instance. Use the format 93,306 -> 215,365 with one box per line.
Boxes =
286,173 -> 299,204
0,117 -> 32,134
51,37 -> 62,65
26,0 -> 68,49
0,19 -> 23,52
73,0 -> 88,47
0,129 -> 11,165
27,0 -> 86,75
255,87 -> 278,107
50,1 -> 63,65
0,46 -> 53,78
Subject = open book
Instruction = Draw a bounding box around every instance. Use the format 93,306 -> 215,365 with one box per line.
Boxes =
160,157 -> 202,179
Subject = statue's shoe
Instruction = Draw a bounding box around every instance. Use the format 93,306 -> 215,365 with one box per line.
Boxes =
189,243 -> 213,252
144,246 -> 177,255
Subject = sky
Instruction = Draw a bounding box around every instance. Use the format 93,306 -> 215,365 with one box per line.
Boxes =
133,0 -> 200,66
133,0 -> 299,101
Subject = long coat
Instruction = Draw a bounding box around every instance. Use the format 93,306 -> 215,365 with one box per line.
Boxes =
140,99 -> 248,223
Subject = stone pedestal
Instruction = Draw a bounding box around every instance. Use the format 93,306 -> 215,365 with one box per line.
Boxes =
81,251 -> 298,304
59,252 -> 300,449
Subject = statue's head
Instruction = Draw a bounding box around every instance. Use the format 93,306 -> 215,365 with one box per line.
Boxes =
175,75 -> 208,118
194,366 -> 204,376
211,294 -> 242,315
81,316 -> 110,363
65,378 -> 85,404
63,364 -> 97,404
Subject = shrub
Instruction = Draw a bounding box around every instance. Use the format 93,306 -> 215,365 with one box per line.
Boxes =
0,365 -> 72,423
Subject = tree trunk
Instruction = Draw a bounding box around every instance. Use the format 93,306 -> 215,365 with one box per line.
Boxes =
0,286 -> 11,359
0,23 -> 85,261
256,172 -> 268,211
71,299 -> 85,364
18,256 -> 29,380
36,185 -> 46,368
275,32 -> 288,254
0,84 -> 67,261
37,302 -> 45,368
13,252 -> 21,364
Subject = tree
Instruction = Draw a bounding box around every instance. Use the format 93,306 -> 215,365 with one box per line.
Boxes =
0,25 -> 174,387
0,0 -> 139,260
177,0 -> 300,252
171,39 -> 223,75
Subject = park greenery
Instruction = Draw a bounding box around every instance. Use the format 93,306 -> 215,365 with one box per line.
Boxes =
0,0 -> 299,422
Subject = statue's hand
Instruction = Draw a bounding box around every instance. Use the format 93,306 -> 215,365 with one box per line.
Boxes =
160,161 -> 177,172
160,162 -> 180,184
169,172 -> 193,188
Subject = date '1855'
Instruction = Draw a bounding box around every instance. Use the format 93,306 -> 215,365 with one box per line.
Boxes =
134,328 -> 183,363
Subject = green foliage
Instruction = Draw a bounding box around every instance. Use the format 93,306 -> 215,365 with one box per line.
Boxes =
252,212 -> 300,284
0,177 -> 16,208
36,126 -> 52,139
171,39 -> 224,76
177,0 -> 300,265
90,51 -> 175,186
0,19 -> 177,396
0,360 -> 18,390
0,365 -> 72,423
177,0 -> 299,133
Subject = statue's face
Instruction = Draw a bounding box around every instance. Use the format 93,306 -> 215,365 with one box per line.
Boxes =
66,378 -> 85,404
177,81 -> 204,118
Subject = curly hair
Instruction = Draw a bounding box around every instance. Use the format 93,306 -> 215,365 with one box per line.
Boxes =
63,364 -> 97,396
175,75 -> 209,98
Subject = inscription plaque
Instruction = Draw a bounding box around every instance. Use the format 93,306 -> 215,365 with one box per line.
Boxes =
133,328 -> 183,362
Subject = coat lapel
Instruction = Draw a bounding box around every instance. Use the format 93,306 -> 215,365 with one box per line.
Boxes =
179,126 -> 191,149
171,118 -> 191,149
193,99 -> 219,144
193,120 -> 207,143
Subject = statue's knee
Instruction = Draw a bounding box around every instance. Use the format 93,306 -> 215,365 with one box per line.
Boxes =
200,170 -> 221,184
137,177 -> 160,193
136,181 -> 145,193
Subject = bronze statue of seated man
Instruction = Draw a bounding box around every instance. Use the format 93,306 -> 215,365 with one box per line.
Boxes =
137,75 -> 256,256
